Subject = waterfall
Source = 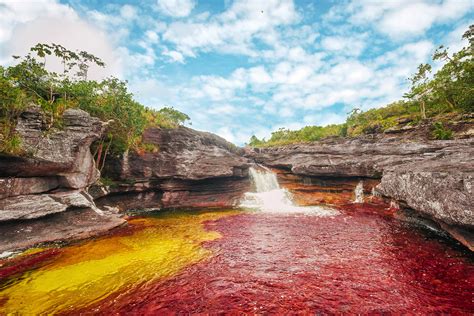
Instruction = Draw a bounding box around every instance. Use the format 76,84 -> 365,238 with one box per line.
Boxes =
354,180 -> 364,203
240,166 -> 338,216
248,166 -> 280,192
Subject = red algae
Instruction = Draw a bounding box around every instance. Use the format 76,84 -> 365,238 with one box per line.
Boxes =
83,203 -> 474,314
0,249 -> 61,284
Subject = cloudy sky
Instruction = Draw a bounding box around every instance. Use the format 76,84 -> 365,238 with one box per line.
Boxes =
0,0 -> 472,144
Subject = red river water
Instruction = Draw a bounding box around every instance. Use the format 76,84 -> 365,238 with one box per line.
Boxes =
1,167 -> 473,315
78,204 -> 473,315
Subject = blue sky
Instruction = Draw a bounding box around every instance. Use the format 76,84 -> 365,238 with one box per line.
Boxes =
0,0 -> 473,144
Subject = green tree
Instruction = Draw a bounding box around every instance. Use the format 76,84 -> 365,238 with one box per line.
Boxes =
404,63 -> 432,119
157,106 -> 190,127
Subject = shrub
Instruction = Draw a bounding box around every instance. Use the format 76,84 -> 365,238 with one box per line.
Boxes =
431,122 -> 453,140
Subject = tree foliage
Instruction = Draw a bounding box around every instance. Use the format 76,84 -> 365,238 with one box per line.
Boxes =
0,43 -> 190,157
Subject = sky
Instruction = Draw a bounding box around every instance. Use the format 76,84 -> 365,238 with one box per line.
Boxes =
0,0 -> 473,145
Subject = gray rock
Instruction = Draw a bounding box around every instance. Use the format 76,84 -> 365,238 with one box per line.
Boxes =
99,127 -> 251,210
0,195 -> 67,221
0,106 -> 103,188
105,127 -> 249,180
249,136 -> 474,249
0,208 -> 125,253
0,190 -> 102,222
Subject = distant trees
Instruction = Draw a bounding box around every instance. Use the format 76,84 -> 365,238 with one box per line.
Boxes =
405,24 -> 474,116
249,25 -> 473,147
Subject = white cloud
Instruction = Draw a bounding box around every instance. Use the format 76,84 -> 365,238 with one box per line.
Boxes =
120,4 -> 137,20
0,1 -> 121,79
156,0 -> 196,17
304,112 -> 346,126
162,49 -> 185,63
326,0 -> 474,39
321,35 -> 366,56
162,0 -> 300,59
248,66 -> 272,84
145,30 -> 160,43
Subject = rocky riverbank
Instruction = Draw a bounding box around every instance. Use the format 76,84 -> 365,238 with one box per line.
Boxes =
1,107 -> 472,253
248,133 -> 474,250
93,126 -> 251,211
0,106 -> 125,253
0,108 -> 250,253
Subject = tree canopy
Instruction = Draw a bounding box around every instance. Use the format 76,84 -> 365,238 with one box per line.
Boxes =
0,43 -> 190,156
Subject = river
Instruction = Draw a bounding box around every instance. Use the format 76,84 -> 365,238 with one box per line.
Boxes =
0,168 -> 472,314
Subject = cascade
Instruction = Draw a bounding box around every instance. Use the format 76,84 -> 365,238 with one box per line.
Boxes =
354,180 -> 364,203
239,166 -> 338,216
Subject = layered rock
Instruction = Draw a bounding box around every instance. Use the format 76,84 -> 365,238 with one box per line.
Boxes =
0,107 -> 125,253
249,136 -> 474,249
272,168 -> 379,206
97,127 -> 251,211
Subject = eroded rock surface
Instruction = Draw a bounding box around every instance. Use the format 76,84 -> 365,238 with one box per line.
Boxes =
0,107 -> 125,252
0,208 -> 124,253
99,127 -> 251,210
249,136 -> 474,249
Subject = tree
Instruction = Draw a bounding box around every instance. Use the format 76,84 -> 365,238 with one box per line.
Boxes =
157,107 -> 190,127
404,63 -> 432,119
248,135 -> 263,146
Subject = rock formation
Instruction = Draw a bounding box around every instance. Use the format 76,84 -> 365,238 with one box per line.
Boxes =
249,135 -> 474,250
0,107 -> 124,253
96,127 -> 251,211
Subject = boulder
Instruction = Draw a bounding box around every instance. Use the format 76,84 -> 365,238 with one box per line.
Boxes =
0,106 -> 120,252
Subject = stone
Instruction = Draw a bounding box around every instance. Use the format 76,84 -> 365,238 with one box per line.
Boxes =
99,127 -> 251,210
0,195 -> 67,222
249,136 -> 474,249
0,106 -> 103,187
0,190 -> 103,222
0,208 -> 125,253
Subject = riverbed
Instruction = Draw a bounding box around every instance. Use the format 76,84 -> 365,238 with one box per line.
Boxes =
0,203 -> 472,314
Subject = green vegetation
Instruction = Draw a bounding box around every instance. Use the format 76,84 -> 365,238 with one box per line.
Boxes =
0,43 -> 189,158
249,25 -> 473,147
431,122 -> 453,140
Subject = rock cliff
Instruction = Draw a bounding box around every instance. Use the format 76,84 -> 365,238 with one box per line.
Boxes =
0,110 -> 252,253
96,127 -> 251,211
249,135 -> 474,250
0,107 -> 125,253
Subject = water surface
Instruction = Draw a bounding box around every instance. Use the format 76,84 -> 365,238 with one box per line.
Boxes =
0,205 -> 472,314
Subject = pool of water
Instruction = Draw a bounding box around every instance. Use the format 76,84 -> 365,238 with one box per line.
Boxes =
0,204 -> 473,314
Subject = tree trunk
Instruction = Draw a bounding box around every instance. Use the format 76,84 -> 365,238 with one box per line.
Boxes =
421,99 -> 427,119
100,136 -> 113,172
445,97 -> 455,110
96,142 -> 103,168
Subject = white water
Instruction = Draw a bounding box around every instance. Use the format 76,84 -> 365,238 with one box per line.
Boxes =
354,180 -> 364,203
239,166 -> 339,216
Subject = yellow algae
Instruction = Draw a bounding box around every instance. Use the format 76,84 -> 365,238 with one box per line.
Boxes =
0,210 -> 238,315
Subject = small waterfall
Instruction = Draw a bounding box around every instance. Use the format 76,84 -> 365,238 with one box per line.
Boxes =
354,180 -> 364,203
249,166 -> 280,192
240,166 -> 338,216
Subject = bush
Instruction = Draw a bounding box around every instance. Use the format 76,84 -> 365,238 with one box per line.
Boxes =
431,122 -> 453,140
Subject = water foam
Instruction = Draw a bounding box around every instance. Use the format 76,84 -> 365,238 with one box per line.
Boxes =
354,180 -> 364,203
240,166 -> 338,216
